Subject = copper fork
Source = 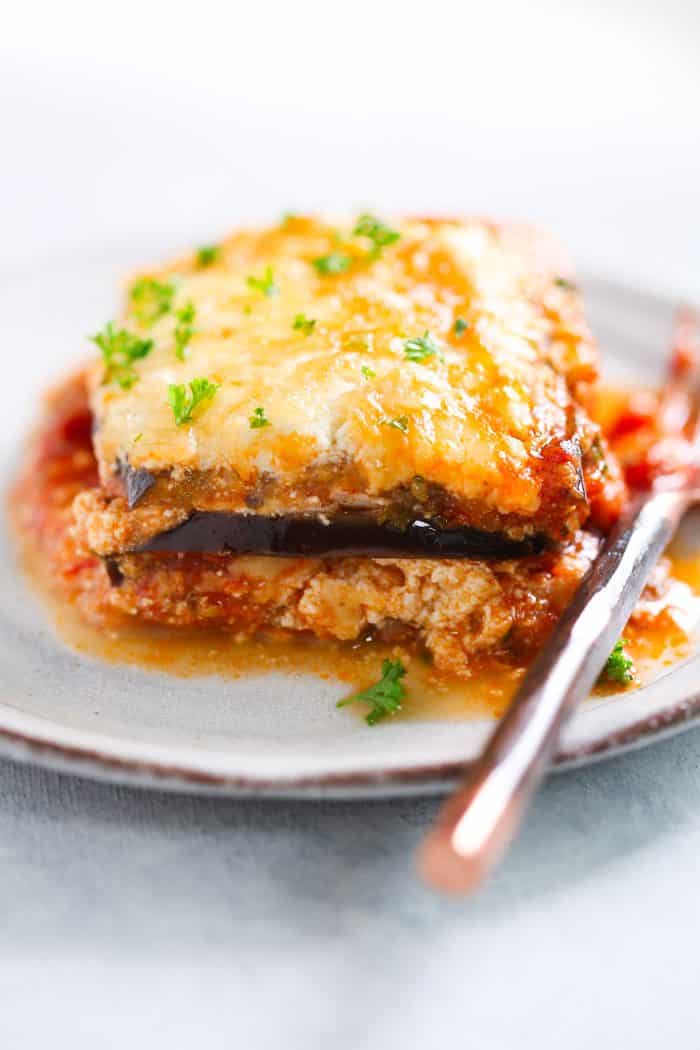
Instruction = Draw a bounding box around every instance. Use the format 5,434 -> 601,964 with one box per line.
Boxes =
419,309 -> 700,894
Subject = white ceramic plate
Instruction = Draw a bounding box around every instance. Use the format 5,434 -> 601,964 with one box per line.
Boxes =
1,250 -> 698,796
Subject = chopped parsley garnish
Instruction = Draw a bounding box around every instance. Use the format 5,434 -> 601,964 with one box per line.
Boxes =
168,377 -> 219,425
554,277 -> 577,292
130,278 -> 175,326
337,659 -> 407,726
361,365 -> 376,379
312,252 -> 352,276
133,432 -> 143,443
293,313 -> 316,335
247,266 -> 278,297
382,415 -> 409,433
454,318 -> 469,336
90,323 -> 154,389
590,434 -> 609,475
601,639 -> 636,685
196,244 -> 219,267
174,301 -> 196,361
353,213 -> 400,258
250,406 -> 270,429
404,331 -> 440,362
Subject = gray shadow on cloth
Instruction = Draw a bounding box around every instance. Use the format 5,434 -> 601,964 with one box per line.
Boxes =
0,723 -> 699,948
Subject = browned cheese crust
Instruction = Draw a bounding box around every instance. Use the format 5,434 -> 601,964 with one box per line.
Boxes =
12,371 -> 663,679
83,215 -> 625,550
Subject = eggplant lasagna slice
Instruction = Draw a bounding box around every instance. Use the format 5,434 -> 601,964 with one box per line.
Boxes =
16,215 -> 636,676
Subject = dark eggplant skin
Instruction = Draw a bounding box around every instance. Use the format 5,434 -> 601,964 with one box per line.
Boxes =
104,558 -> 124,586
116,459 -> 157,508
136,512 -> 546,559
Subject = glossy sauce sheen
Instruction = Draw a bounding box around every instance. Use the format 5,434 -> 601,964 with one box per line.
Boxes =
19,531 -> 700,723
12,374 -> 700,723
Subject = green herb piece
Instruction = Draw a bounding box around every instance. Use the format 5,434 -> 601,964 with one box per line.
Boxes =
90,323 -> 154,389
168,377 -> 219,425
404,331 -> 440,362
590,434 -> 609,476
381,415 -> 409,433
554,277 -> 577,291
312,252 -> 352,276
130,278 -> 175,326
133,432 -> 143,443
454,318 -> 469,336
601,639 -> 635,685
196,244 -> 219,267
361,365 -> 376,379
337,659 -> 407,726
250,406 -> 271,429
174,301 -> 196,361
293,313 -> 316,335
247,266 -> 278,297
353,213 -> 400,258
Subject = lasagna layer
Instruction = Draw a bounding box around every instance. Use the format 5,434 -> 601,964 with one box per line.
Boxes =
14,373 -> 665,679
86,215 -> 623,550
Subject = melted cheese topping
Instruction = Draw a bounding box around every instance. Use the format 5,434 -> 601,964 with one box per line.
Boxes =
89,215 -> 598,521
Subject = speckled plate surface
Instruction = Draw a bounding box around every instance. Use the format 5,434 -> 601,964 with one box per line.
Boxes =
1,251 -> 698,796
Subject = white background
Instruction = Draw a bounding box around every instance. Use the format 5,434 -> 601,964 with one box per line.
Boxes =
2,2 -> 700,1047
3,0 -> 698,297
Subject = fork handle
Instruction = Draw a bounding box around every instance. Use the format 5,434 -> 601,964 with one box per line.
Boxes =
419,488 -> 689,894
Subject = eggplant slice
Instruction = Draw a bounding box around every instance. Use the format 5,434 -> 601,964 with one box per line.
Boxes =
136,512 -> 546,559
116,459 -> 156,509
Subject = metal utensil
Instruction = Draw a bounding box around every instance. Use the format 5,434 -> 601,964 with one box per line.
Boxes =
419,309 -> 700,894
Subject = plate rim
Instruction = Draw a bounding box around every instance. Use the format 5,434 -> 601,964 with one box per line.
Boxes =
0,688 -> 700,797
2,262 -> 698,797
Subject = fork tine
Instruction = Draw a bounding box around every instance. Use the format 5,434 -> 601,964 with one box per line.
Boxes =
669,306 -> 700,378
660,307 -> 700,436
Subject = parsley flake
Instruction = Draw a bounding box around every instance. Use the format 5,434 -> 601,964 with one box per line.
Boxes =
130,278 -> 175,326
382,415 -> 409,433
337,659 -> 407,726
601,639 -> 636,685
293,313 -> 316,336
174,301 -> 196,361
312,253 -> 352,276
353,213 -> 400,258
404,331 -> 440,362
90,323 -> 154,389
454,318 -> 469,336
361,365 -> 376,379
247,266 -> 278,297
591,435 -> 610,476
168,378 -> 219,425
250,406 -> 271,429
554,277 -> 578,292
196,244 -> 219,267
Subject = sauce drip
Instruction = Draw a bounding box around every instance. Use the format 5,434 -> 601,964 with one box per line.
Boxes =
11,377 -> 700,725
17,532 -> 700,724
